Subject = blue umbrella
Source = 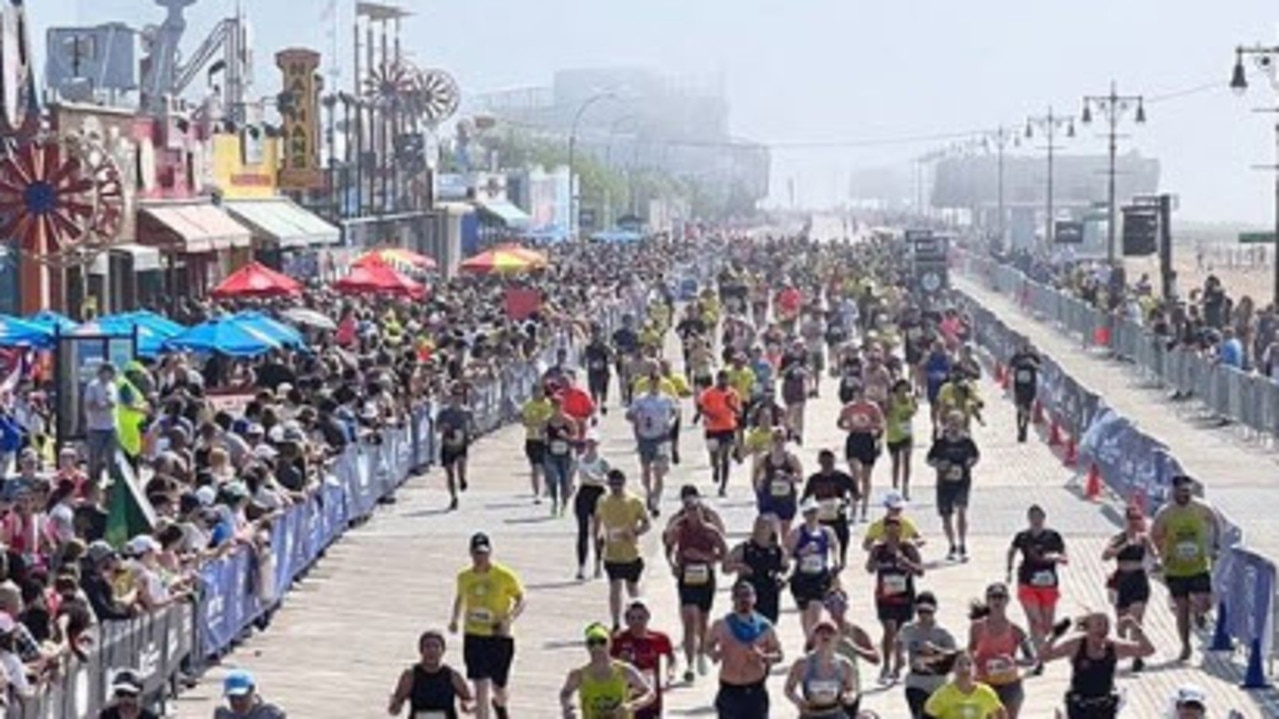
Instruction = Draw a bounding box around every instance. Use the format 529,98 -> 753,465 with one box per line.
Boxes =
27,310 -> 77,334
229,311 -> 306,350
163,316 -> 283,357
81,312 -> 186,358
0,315 -> 52,349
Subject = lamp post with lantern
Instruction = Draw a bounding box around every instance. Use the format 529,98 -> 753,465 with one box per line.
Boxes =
1230,43 -> 1279,307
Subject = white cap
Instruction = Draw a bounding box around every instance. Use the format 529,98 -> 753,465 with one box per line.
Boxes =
1174,684 -> 1207,707
883,490 -> 906,510
253,444 -> 279,460
195,485 -> 218,507
127,535 -> 161,556
799,496 -> 821,514
584,430 -> 601,444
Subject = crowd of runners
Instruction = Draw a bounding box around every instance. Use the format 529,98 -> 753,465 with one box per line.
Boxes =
386,233 -> 1234,719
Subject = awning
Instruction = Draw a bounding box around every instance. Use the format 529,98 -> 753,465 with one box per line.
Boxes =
109,243 -> 163,272
224,198 -> 340,249
474,199 -> 531,228
139,203 -> 251,253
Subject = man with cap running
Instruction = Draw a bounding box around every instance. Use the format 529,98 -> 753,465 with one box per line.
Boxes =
449,533 -> 526,719
98,669 -> 159,719
705,581 -> 784,719
215,669 -> 285,719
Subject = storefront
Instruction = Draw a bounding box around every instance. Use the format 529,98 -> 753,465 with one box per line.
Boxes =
137,201 -> 252,297
223,198 -> 339,278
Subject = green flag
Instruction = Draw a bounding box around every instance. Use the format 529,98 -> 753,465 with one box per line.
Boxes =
104,454 -> 155,548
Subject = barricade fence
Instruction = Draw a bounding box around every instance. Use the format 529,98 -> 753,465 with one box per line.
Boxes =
8,293 -> 648,718
953,248 -> 1274,684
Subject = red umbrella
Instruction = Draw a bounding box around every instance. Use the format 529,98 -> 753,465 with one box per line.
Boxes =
211,261 -> 302,299
332,257 -> 426,299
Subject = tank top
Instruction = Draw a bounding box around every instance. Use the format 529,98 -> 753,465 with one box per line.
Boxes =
408,664 -> 459,719
675,522 -> 719,587
794,525 -> 831,576
872,544 -> 915,604
1161,506 -> 1210,577
742,540 -> 783,593
1114,533 -> 1146,564
579,661 -> 630,719
972,620 -> 1021,686
546,420 -> 574,457
833,637 -> 862,698
801,655 -> 846,714
760,453 -> 798,504
577,456 -> 609,487
1068,639 -> 1116,699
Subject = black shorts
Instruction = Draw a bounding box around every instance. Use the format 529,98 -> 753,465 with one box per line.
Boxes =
604,559 -> 644,584
1013,386 -> 1035,408
936,480 -> 971,517
588,370 -> 610,393
524,440 -> 546,466
790,570 -> 832,608
705,429 -> 735,451
1113,570 -> 1151,610
677,567 -> 717,612
715,680 -> 769,719
694,373 -> 714,389
463,634 -> 515,687
441,444 -> 468,467
845,432 -> 881,467
887,437 -> 912,455
876,600 -> 915,624
1166,571 -> 1212,599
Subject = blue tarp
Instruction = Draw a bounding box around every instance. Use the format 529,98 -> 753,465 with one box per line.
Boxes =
0,315 -> 51,348
163,316 -> 283,358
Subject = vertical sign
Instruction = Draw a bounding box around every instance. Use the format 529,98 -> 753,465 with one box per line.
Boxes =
275,48 -> 324,190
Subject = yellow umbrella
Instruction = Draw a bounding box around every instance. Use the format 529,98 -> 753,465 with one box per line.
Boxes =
460,245 -> 548,274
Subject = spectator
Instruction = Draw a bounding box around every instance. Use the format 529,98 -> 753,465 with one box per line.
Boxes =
83,363 -> 120,488
81,541 -> 133,621
216,669 -> 285,719
98,668 -> 159,719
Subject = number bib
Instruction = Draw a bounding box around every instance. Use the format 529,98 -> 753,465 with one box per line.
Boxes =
607,527 -> 629,543
985,657 -> 1014,678
1177,541 -> 1201,560
415,712 -> 447,719
683,563 -> 711,586
550,440 -> 570,455
806,678 -> 840,704
467,608 -> 493,625
1030,569 -> 1055,587
800,553 -> 826,574
943,465 -> 963,482
817,498 -> 842,522
705,437 -> 721,452
769,478 -> 792,498
1016,369 -> 1034,384
881,573 -> 909,595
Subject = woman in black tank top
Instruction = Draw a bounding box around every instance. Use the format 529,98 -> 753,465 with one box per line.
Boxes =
1101,508 -> 1156,671
726,514 -> 786,624
388,631 -> 472,718
1038,613 -> 1154,719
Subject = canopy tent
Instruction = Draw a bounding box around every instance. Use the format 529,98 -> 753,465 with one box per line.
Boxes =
223,198 -> 340,249
332,258 -> 427,299
211,261 -> 303,299
459,244 -> 548,275
79,312 -> 186,358
163,316 -> 283,358
27,310 -> 78,334
353,246 -> 437,273
229,312 -> 307,349
474,199 -> 532,228
0,316 -> 52,349
280,307 -> 337,331
590,230 -> 643,243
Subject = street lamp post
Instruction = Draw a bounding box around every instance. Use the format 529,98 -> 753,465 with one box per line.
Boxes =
568,91 -> 617,240
983,126 -> 1014,250
1081,82 -> 1146,266
1025,107 -> 1075,247
1231,44 -> 1279,308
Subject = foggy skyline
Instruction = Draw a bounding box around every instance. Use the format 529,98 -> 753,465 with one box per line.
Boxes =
35,0 -> 1279,224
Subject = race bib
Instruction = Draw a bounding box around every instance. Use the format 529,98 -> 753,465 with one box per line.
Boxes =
882,574 -> 909,595
944,465 -> 963,482
769,479 -> 792,498
1031,570 -> 1055,587
1016,369 -> 1034,384
817,498 -> 841,522
415,712 -> 447,719
800,554 -> 826,574
985,657 -> 1014,677
643,669 -> 659,691
607,527 -> 629,543
684,563 -> 711,586
806,678 -> 840,704
705,437 -> 721,452
467,608 -> 493,625
1177,541 -> 1201,560
590,359 -> 607,370
449,430 -> 466,445
550,440 -> 570,455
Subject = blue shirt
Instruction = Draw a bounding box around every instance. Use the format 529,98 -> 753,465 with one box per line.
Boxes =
1219,338 -> 1244,369
751,359 -> 774,396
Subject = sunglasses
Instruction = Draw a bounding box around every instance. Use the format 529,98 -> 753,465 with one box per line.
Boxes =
586,638 -> 608,648
916,606 -> 936,614
987,594 -> 1009,602
114,690 -> 139,699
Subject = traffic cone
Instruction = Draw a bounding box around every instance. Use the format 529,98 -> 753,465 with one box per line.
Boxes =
1093,325 -> 1112,347
1047,418 -> 1062,446
1064,437 -> 1079,468
1084,462 -> 1102,500
1032,399 -> 1045,425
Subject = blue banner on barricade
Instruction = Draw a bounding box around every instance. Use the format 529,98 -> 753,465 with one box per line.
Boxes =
1212,546 -> 1276,687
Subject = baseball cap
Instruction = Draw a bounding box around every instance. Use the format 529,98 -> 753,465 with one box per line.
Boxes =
584,623 -> 611,643
127,535 -> 161,556
86,540 -> 118,566
883,490 -> 906,510
1172,475 -> 1196,488
915,592 -> 938,611
110,669 -> 143,695
1174,684 -> 1206,708
245,423 -> 265,437
800,496 -> 821,514
223,669 -> 255,697
195,485 -> 218,507
469,532 -> 492,554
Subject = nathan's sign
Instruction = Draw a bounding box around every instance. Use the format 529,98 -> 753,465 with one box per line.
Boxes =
276,48 -> 324,190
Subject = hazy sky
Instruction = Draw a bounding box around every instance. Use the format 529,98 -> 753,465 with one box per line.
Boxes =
34,0 -> 1279,223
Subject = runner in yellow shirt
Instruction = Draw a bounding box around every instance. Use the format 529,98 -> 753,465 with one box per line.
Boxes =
521,385 -> 554,505
596,470 -> 652,631
449,533 -> 526,719
923,651 -> 1007,719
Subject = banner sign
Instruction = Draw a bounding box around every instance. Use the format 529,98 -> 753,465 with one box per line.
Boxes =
275,48 -> 324,190
1212,545 -> 1276,684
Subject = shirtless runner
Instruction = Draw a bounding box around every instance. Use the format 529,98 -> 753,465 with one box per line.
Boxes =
705,581 -> 785,719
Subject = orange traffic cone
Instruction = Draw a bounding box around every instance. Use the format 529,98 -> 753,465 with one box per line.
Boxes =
1092,325 -> 1112,347
1063,437 -> 1078,468
1084,463 -> 1103,501
1047,418 -> 1062,446
1032,399 -> 1045,425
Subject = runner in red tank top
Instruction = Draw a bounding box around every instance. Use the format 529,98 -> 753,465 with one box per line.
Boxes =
610,599 -> 676,719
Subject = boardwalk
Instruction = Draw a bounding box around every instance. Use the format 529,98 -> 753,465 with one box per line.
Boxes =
173,327 -> 1270,718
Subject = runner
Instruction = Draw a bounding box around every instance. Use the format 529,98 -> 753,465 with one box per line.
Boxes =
865,514 -> 924,685
705,581 -> 784,719
936,374 -> 985,432
1038,612 -> 1154,719
782,613 -> 859,718
801,449 -> 860,568
1171,685 -> 1209,719
724,513 -> 788,624
922,339 -> 953,429
860,347 -> 893,411
787,498 -> 842,638
448,533 -> 526,719
613,316 -> 641,407
883,379 -> 918,500
823,589 -> 881,717
663,499 -> 729,683
1006,341 -> 1040,443
780,341 -> 811,444
687,335 -> 717,426
898,592 -> 959,719
611,599 -> 677,719
753,427 -> 802,538
1102,504 -> 1156,671
387,630 -> 474,718
922,651 -> 1007,719
521,385 -> 554,505
573,432 -> 611,580
836,345 -> 865,405
698,370 -> 741,497
626,373 -> 677,517
582,326 -> 615,415
861,491 -> 923,555
968,582 -> 1035,719
558,623 -> 654,719
927,410 -> 980,562
435,386 -> 474,511
1006,504 -> 1068,672
545,397 -> 581,518
1151,474 -> 1222,662
596,469 -> 651,631
837,383 -> 884,523
801,310 -> 826,398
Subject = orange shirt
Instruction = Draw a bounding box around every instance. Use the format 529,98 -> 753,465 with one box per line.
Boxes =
840,400 -> 885,434
699,386 -> 741,432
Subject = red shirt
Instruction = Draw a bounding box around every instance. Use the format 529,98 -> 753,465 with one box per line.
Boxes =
559,387 -> 595,425
611,629 -> 674,712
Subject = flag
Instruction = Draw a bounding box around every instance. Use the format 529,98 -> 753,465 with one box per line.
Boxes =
114,375 -> 146,457
104,453 -> 155,548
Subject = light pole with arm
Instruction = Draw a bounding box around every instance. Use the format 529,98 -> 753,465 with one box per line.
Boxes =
1081,82 -> 1146,266
1025,107 -> 1075,248
1231,43 -> 1279,307
567,91 -> 617,240
983,126 -> 1015,250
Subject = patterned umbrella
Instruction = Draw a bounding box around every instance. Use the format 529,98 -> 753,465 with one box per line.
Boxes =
460,244 -> 548,275
353,247 -> 437,273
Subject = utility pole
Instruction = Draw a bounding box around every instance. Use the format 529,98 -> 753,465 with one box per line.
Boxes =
984,126 -> 1014,250
1082,82 -> 1146,266
1231,43 -> 1279,307
1026,107 -> 1075,248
